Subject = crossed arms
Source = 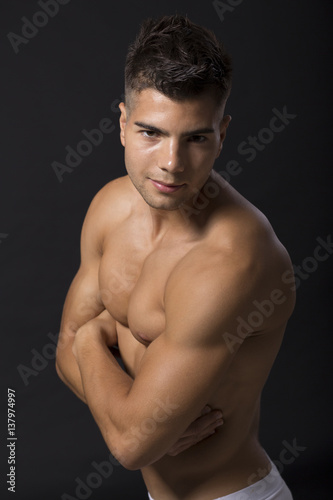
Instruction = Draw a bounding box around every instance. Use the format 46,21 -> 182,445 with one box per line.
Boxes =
57,252 -> 256,469
55,188 -> 270,470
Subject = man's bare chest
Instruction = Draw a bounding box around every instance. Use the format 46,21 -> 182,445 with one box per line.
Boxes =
98,233 -> 194,345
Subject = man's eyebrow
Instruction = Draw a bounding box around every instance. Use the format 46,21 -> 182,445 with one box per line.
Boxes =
134,121 -> 215,136
134,122 -> 168,135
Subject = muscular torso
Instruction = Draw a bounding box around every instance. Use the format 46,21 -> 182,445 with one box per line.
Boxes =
97,174 -> 294,499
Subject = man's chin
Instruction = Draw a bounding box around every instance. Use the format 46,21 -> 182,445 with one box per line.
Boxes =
144,198 -> 184,211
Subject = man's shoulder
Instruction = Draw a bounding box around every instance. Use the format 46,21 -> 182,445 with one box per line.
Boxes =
208,193 -> 279,264
86,175 -> 134,225
91,175 -> 132,208
166,204 -> 295,338
81,175 -> 135,253
176,193 -> 292,299
204,173 -> 277,257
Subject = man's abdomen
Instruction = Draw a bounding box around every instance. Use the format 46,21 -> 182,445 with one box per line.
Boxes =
141,417 -> 269,500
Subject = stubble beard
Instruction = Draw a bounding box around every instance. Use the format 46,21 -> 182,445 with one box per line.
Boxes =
128,173 -> 193,211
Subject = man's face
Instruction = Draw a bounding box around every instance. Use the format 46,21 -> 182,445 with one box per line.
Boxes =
119,88 -> 230,211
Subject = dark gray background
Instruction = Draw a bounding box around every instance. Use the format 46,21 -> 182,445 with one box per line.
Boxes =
0,0 -> 332,499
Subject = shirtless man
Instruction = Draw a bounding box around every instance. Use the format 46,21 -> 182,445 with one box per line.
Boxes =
56,15 -> 295,500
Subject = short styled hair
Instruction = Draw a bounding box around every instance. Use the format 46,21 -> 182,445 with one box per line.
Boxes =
124,14 -> 232,110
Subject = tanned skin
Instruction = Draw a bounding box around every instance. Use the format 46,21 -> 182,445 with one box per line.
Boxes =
56,88 -> 295,500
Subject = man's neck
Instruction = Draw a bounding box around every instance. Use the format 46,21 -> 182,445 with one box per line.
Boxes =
147,206 -> 190,240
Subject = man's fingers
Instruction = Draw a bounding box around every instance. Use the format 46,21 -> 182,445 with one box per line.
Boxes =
167,424 -> 220,456
200,405 -> 211,416
181,409 -> 223,438
166,407 -> 224,457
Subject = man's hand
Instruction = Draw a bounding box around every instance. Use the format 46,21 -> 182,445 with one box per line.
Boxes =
166,405 -> 223,456
73,309 -> 118,359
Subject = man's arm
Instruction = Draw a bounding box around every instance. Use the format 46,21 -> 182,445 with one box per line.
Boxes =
56,187 -> 110,402
73,246 -> 273,469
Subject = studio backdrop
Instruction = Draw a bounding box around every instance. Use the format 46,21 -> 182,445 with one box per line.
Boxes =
0,1 -> 332,499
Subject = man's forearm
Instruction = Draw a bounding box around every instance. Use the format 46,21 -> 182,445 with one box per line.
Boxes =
56,343 -> 87,403
74,326 -> 134,464
56,309 -> 118,403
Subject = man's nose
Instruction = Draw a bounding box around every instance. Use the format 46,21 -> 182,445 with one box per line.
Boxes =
158,139 -> 185,173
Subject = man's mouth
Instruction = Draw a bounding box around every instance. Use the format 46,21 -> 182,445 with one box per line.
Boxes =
150,179 -> 185,194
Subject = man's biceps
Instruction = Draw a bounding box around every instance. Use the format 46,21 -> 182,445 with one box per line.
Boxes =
135,343 -> 222,411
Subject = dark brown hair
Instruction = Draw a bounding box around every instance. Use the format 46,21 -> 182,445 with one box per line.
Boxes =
125,15 -> 232,109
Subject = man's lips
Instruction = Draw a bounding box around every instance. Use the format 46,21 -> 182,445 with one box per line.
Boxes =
150,179 -> 185,193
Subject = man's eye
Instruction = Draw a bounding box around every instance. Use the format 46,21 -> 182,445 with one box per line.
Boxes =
142,130 -> 158,138
189,135 -> 207,143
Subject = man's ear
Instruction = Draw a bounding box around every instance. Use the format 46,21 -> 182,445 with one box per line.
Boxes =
216,115 -> 232,158
119,102 -> 127,147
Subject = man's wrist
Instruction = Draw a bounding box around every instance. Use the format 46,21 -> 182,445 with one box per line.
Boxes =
73,323 -> 105,361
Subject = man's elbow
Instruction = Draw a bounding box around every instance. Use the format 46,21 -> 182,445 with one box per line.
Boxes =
55,358 -> 65,382
55,344 -> 68,380
114,453 -> 142,471
55,349 -> 72,389
55,338 -> 73,382
111,449 -> 150,471
106,431 -> 159,471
